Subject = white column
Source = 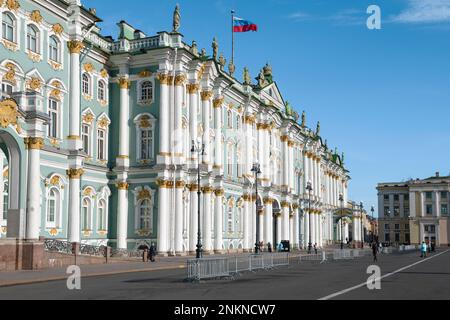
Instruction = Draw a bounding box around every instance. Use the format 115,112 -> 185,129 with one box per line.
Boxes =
275,213 -> 281,245
282,136 -> 289,188
318,214 -> 323,247
305,211 -> 310,247
244,117 -> 254,175
25,138 -> 43,240
288,143 -> 294,190
243,197 -> 250,250
116,182 -> 129,249
315,213 -> 319,245
264,199 -> 273,245
175,182 -> 184,254
410,192 -> 416,218
201,91 -> 212,164
157,73 -> 170,156
188,84 -> 199,157
435,191 -> 440,217
294,208 -> 300,248
157,181 -> 169,253
281,202 -> 289,241
310,212 -> 315,246
117,77 -> 130,166
67,168 -> 83,243
67,41 -> 82,150
189,185 -> 198,252
174,75 -> 185,156
213,97 -> 223,170
214,189 -> 224,252
421,192 -> 425,217
203,187 -> 212,252
289,215 -> 294,244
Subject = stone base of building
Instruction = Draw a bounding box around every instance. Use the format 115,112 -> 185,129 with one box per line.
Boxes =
214,249 -> 226,255
0,239 -> 45,271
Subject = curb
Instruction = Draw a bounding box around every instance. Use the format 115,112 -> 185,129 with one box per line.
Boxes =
0,264 -> 186,288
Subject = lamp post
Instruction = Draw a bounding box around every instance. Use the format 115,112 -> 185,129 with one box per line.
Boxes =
251,163 -> 261,254
360,201 -> 364,248
371,206 -> 375,243
339,194 -> 344,250
306,181 -> 313,254
191,139 -> 205,259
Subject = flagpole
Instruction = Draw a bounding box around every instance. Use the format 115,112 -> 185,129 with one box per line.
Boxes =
231,10 -> 235,66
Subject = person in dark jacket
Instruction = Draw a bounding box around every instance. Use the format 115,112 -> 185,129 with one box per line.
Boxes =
149,243 -> 156,262
372,242 -> 378,262
268,242 -> 272,253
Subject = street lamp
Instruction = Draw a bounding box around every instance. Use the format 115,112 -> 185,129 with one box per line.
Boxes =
339,194 -> 344,250
371,206 -> 375,243
360,201 -> 364,248
191,139 -> 205,259
306,181 -> 313,254
251,163 -> 262,254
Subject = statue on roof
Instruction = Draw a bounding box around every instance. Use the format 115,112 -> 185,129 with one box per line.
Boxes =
324,139 -> 328,150
173,4 -> 181,33
316,121 -> 320,136
243,67 -> 251,85
292,111 -> 299,122
218,53 -> 226,69
257,69 -> 268,88
263,62 -> 273,84
191,40 -> 198,56
212,37 -> 218,60
341,152 -> 345,164
301,111 -> 306,128
285,101 -> 293,117
228,62 -> 236,76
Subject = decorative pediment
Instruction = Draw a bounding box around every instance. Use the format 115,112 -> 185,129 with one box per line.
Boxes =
261,82 -> 284,108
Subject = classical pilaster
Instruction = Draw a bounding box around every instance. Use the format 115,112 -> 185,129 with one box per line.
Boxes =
318,213 -> 323,247
435,191 -> 440,217
116,181 -> 129,249
214,188 -> 224,253
67,40 -> 84,150
305,209 -> 310,247
188,184 -> 198,253
201,91 -> 213,164
202,186 -> 213,252
263,198 -> 273,245
157,179 -> 172,254
243,194 -> 251,250
288,141 -> 294,190
244,115 -> 255,175
187,83 -> 199,161
175,180 -> 185,254
281,136 -> 289,189
281,201 -> 290,241
174,74 -> 186,157
117,77 -> 130,167
157,73 -> 170,158
213,97 -> 223,172
289,214 -> 294,247
276,213 -> 282,244
67,167 -> 84,243
24,138 -> 44,240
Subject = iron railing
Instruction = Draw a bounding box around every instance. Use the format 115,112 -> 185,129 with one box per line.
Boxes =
43,239 -> 73,254
110,248 -> 145,259
79,243 -> 107,257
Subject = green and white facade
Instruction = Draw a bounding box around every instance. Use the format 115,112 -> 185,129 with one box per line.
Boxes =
0,0 -> 350,254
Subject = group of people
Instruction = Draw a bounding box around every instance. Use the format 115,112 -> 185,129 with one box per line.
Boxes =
420,241 -> 436,258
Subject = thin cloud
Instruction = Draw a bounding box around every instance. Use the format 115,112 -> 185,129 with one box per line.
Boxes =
288,11 -> 311,21
392,0 -> 450,23
287,9 -> 364,26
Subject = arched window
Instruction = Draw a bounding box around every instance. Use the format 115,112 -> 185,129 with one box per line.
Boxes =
227,110 -> 233,128
82,73 -> 90,95
97,128 -> 106,160
98,80 -> 106,101
98,199 -> 107,231
135,115 -> 155,162
140,81 -> 153,102
82,198 -> 91,231
2,12 -> 15,42
27,25 -> 39,53
236,115 -> 241,130
140,127 -> 153,160
139,199 -> 151,230
46,188 -> 59,227
49,36 -> 59,62
48,99 -> 59,138
82,123 -> 90,155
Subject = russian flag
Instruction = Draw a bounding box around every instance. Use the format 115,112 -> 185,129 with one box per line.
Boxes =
233,17 -> 258,33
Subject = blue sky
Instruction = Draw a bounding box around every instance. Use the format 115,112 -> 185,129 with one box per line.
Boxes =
84,0 -> 450,216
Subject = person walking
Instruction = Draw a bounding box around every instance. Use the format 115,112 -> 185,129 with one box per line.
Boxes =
372,241 -> 378,262
313,243 -> 318,254
420,241 -> 427,258
267,242 -> 272,253
149,243 -> 156,262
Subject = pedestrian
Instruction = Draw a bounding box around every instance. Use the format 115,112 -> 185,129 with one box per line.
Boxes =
431,241 -> 435,252
378,242 -> 383,254
268,242 -> 272,253
420,241 -> 427,258
149,243 -> 156,262
313,243 -> 318,254
277,242 -> 283,252
372,242 -> 378,262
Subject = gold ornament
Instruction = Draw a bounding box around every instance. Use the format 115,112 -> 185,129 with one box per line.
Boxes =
27,77 -> 42,91
200,90 -> 213,101
156,73 -> 169,85
30,10 -> 43,24
52,23 -> 64,35
98,117 -> 109,129
50,176 -> 61,186
156,179 -> 174,188
138,70 -> 151,78
82,112 -> 94,124
100,69 -> 108,78
83,63 -> 94,73
83,188 -> 94,196
3,63 -> 16,85
24,137 -> 44,150
67,40 -> 84,54
6,0 -> 20,11
118,77 -> 130,89
137,189 -> 151,200
186,83 -> 199,94
66,168 -> 84,179
213,97 -> 224,108
174,74 -> 186,86
0,98 -> 19,128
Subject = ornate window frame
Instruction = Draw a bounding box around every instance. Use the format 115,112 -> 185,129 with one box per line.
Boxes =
96,186 -> 111,233
134,113 -> 156,164
137,79 -> 154,106
1,11 -> 20,51
82,72 -> 93,100
44,174 -> 67,231
96,113 -> 110,163
81,108 -> 95,157
81,187 -> 96,234
133,186 -> 155,236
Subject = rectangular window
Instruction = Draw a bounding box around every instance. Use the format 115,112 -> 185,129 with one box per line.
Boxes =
82,124 -> 90,155
430,225 -> 436,233
97,129 -> 106,160
426,192 -> 432,200
383,195 -> 389,201
3,192 -> 8,220
395,224 -> 400,230
1,83 -> 13,96
404,206 -> 410,216
404,194 -> 409,201
384,224 -> 390,230
441,204 -> 448,215
384,207 -> 390,216
441,191 -> 447,199
394,194 -> 399,201
405,224 -> 410,230
395,233 -> 400,242
426,204 -> 433,215
140,129 -> 153,160
48,200 -> 55,223
394,207 -> 400,216
48,99 -> 58,138
385,233 -> 390,242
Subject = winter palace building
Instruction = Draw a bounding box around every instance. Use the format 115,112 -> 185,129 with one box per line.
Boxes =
0,0 -> 354,256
